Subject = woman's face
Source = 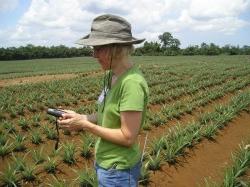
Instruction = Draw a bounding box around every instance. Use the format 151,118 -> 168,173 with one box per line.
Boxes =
93,46 -> 111,70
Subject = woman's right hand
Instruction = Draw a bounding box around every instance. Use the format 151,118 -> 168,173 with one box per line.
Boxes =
59,108 -> 89,121
61,109 -> 76,114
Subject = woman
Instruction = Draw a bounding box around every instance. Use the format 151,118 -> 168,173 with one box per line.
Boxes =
58,14 -> 149,187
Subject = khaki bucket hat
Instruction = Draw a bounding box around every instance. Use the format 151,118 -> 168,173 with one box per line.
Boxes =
76,14 -> 145,46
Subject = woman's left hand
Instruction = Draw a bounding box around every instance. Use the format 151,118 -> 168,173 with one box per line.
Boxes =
57,113 -> 87,131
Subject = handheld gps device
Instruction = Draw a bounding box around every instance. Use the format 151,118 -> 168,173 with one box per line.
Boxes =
47,108 -> 65,118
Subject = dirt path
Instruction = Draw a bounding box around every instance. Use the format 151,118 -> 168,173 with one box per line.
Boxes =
0,74 -> 77,87
0,70 -> 102,88
148,112 -> 250,187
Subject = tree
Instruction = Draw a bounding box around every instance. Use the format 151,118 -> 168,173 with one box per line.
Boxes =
158,32 -> 181,56
182,45 -> 199,55
133,41 -> 162,56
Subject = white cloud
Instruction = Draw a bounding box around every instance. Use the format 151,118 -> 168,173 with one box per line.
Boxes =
0,0 -> 18,13
188,0 -> 250,19
0,0 -> 250,47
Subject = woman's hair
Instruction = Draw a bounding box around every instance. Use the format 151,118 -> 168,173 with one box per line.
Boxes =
110,44 -> 134,60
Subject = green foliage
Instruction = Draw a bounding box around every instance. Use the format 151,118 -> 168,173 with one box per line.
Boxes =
0,164 -> 20,186
12,153 -> 26,172
0,140 -> 12,157
139,162 -> 150,185
44,156 -> 58,173
21,164 -> 37,182
11,133 -> 26,152
62,142 -> 76,165
47,175 -> 67,187
31,130 -> 42,145
223,143 -> 250,187
73,167 -> 98,187
18,117 -> 30,131
0,131 -> 8,145
2,120 -> 16,133
148,150 -> 162,170
0,44 -> 92,60
80,134 -> 95,159
31,113 -> 41,127
150,137 -> 165,155
32,147 -> 45,165
43,125 -> 57,140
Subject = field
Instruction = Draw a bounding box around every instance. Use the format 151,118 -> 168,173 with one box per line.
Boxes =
0,55 -> 250,186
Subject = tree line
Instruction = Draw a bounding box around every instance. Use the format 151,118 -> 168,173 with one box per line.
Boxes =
0,32 -> 249,60
134,32 -> 250,56
0,44 -> 92,60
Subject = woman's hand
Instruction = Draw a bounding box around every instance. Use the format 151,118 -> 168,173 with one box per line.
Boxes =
57,112 -> 88,131
60,109 -> 76,114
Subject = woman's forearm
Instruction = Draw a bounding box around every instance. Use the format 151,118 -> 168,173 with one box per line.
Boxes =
82,113 -> 97,123
83,121 -> 135,147
87,113 -> 97,123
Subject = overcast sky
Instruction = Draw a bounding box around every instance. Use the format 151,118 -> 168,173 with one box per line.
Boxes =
0,0 -> 250,48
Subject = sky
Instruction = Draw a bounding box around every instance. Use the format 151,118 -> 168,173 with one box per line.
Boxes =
0,0 -> 250,48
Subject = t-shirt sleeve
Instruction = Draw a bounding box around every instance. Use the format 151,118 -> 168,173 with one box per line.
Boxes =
119,80 -> 145,112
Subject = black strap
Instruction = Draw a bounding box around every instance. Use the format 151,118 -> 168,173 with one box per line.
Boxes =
55,118 -> 59,150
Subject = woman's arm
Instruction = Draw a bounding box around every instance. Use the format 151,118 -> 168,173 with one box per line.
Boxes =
82,113 -> 97,124
58,111 -> 142,147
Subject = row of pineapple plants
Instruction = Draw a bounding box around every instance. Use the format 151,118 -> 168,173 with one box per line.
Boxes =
149,65 -> 250,104
146,75 -> 250,129
139,90 -> 250,185
1,61 -> 248,121
0,74 -> 102,120
0,132 -> 96,186
204,140 -> 250,187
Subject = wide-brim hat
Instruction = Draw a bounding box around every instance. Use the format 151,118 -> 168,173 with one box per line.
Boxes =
76,14 -> 145,46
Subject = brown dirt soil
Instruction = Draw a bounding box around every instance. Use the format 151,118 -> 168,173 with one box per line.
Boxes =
0,74 -> 77,87
146,112 -> 250,187
0,70 -> 102,88
240,167 -> 250,184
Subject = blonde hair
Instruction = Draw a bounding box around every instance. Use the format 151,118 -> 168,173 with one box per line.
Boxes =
110,44 -> 134,60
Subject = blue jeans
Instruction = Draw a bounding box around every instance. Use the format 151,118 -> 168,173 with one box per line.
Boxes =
95,161 -> 141,187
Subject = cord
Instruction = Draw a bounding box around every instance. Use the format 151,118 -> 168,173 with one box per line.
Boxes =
55,118 -> 59,150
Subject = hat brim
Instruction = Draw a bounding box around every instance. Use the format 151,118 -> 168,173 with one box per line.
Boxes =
75,34 -> 145,46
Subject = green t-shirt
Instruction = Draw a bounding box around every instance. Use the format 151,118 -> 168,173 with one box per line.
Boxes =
95,65 -> 149,170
